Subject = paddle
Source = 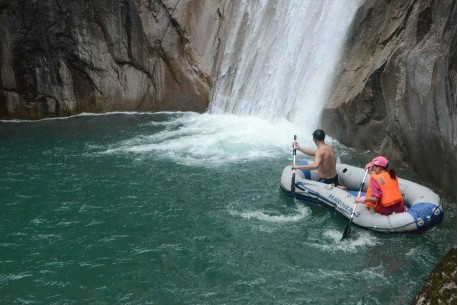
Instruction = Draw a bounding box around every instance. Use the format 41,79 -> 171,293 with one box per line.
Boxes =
340,168 -> 369,241
291,135 -> 297,198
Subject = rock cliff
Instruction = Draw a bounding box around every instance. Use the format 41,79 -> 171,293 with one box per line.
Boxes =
0,1 -> 456,302
1,0 -> 456,199
0,0 -> 234,119
322,0 -> 456,200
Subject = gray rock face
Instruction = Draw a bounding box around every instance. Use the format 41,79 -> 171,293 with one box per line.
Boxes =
322,0 -> 456,199
0,0 -> 234,119
1,0 -> 455,200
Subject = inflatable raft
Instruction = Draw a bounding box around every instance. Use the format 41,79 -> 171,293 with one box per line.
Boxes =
280,162 -> 443,233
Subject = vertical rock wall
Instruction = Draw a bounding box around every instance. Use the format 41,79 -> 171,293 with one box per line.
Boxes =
0,0 -> 234,119
1,0 -> 456,200
322,0 -> 456,199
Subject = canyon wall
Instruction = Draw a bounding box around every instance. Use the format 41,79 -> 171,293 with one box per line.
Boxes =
1,0 -> 456,199
322,0 -> 456,199
0,0 -> 234,119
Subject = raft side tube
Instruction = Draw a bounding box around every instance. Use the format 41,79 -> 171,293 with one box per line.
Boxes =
280,163 -> 443,234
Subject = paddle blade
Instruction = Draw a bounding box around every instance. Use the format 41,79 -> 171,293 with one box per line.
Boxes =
340,220 -> 352,241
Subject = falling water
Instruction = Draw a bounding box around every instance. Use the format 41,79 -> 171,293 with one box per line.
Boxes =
210,0 -> 361,129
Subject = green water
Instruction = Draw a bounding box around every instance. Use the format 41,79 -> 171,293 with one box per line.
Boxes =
1,112 -> 456,305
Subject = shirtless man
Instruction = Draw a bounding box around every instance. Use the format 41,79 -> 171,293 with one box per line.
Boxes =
292,129 -> 338,185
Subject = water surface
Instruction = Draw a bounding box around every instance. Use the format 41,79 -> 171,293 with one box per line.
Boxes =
1,112 -> 456,305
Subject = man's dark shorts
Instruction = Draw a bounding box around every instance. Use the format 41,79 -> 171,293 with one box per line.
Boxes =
318,174 -> 339,185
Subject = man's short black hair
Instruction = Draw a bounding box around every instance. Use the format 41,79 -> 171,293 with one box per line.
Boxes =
312,129 -> 325,141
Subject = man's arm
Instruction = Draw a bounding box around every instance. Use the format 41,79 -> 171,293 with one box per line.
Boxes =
296,146 -> 316,156
293,151 -> 322,170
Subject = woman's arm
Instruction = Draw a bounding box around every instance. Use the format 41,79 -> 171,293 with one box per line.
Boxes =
355,178 -> 381,204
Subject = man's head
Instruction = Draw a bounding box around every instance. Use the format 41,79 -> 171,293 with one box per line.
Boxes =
312,129 -> 325,141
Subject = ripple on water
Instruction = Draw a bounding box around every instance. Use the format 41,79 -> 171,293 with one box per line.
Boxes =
0,112 -> 455,305
227,202 -> 311,223
307,228 -> 381,253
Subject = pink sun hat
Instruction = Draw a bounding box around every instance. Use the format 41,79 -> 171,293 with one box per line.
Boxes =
366,156 -> 389,168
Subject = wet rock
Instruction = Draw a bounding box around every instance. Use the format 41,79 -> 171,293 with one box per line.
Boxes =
322,0 -> 456,200
411,247 -> 457,305
0,0 -> 234,119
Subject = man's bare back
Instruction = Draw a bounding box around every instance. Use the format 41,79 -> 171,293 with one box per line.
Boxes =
291,129 -> 337,180
314,142 -> 337,179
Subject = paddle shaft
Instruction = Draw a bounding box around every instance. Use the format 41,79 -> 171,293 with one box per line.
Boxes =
291,135 -> 297,197
341,169 -> 369,241
350,169 -> 368,218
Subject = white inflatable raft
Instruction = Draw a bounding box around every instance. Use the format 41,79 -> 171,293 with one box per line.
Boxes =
280,162 -> 443,233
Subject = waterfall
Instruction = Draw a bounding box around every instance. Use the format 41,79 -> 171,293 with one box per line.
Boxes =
209,0 -> 361,129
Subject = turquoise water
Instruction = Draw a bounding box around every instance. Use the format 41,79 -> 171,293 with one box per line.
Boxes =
1,112 -> 456,305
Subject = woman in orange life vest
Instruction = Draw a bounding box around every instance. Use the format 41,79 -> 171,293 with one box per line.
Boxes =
355,156 -> 406,215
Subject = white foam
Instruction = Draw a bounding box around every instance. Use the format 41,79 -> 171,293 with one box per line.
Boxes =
309,228 -> 380,253
302,265 -> 386,282
0,111 -> 162,123
100,112 -> 317,167
230,203 -> 310,223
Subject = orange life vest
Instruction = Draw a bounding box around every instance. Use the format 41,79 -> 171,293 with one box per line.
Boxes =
366,171 -> 403,207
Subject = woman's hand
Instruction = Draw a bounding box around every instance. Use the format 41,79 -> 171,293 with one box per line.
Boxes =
355,196 -> 365,203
